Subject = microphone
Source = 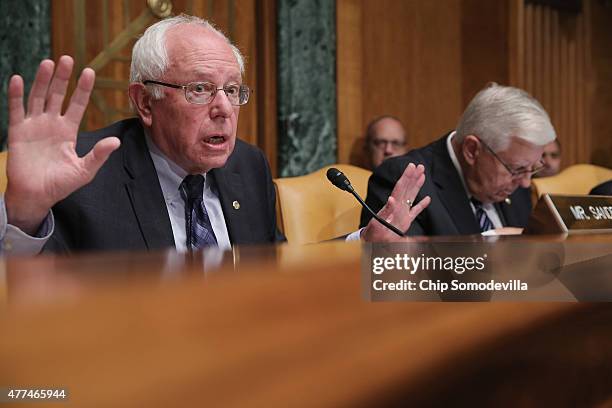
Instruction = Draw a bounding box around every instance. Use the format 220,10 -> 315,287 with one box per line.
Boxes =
326,168 -> 406,238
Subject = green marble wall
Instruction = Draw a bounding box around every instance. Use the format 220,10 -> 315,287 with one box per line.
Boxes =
277,0 -> 337,177
0,0 -> 50,148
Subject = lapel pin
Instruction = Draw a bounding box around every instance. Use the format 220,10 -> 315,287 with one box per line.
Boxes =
505,198 -> 512,205
232,200 -> 240,210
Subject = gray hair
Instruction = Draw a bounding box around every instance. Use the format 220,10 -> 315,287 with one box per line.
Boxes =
130,14 -> 245,99
455,84 -> 556,152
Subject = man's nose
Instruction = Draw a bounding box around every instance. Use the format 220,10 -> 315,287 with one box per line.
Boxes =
517,173 -> 532,189
209,89 -> 234,117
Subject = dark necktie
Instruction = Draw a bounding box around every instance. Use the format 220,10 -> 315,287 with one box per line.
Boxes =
179,175 -> 218,250
471,198 -> 494,232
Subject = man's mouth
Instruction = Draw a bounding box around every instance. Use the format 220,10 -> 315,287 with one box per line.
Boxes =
204,135 -> 226,145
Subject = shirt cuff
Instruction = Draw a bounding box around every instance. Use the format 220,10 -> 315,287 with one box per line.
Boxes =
0,196 -> 54,255
345,228 -> 364,242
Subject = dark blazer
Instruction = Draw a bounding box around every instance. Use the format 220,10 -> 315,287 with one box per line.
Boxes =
590,180 -> 612,196
359,134 -> 532,236
45,118 -> 284,253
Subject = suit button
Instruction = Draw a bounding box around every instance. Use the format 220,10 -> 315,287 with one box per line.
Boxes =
232,200 -> 240,210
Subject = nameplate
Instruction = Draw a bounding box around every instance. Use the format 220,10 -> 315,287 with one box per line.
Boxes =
525,194 -> 612,234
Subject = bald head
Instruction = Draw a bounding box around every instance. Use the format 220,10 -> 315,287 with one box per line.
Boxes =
365,116 -> 408,169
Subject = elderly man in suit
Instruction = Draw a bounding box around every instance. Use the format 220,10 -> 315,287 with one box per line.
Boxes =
2,15 -> 284,253
360,84 -> 556,236
1,14 -> 430,254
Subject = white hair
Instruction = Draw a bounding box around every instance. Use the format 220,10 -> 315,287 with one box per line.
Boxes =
455,83 -> 556,152
130,14 -> 245,99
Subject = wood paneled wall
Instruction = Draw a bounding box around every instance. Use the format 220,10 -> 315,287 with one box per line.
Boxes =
51,0 -> 278,173
587,0 -> 612,168
509,0 -> 591,166
51,1 -> 612,172
337,0 -> 511,166
337,0 -> 612,170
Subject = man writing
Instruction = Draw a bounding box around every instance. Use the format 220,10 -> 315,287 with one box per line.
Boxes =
360,84 -> 557,236
1,15 -> 430,254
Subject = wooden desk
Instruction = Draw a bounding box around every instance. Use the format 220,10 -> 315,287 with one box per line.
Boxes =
1,237 -> 611,407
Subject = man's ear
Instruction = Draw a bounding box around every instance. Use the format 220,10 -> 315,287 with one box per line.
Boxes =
128,83 -> 153,126
462,135 -> 480,165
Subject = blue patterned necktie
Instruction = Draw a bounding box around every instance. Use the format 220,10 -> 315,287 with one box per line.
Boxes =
471,198 -> 494,232
180,175 -> 218,250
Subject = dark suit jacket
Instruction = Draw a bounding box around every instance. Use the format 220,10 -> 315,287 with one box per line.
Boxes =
359,134 -> 532,236
590,180 -> 612,196
45,118 -> 284,253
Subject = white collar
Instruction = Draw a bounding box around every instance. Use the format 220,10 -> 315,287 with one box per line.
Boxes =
445,131 -> 472,199
144,134 -> 207,202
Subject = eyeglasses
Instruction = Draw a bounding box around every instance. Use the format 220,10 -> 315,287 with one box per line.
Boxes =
477,137 -> 545,179
370,139 -> 405,150
542,152 -> 561,159
143,80 -> 251,106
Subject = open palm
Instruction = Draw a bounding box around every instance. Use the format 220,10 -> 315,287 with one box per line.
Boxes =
362,163 -> 431,242
5,56 -> 120,234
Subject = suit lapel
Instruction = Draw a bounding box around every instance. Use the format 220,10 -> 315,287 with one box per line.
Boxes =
210,168 -> 252,244
497,193 -> 527,227
430,137 -> 481,234
122,125 -> 175,250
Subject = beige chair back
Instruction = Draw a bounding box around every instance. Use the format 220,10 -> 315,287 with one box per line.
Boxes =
274,164 -> 372,245
532,164 -> 612,200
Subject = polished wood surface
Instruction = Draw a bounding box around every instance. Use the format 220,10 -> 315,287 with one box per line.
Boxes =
2,236 -> 612,406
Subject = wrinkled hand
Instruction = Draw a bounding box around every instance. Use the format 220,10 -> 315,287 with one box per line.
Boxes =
5,56 -> 120,234
361,163 -> 431,242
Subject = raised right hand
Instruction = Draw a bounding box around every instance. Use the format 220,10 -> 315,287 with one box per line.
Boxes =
361,163 -> 431,242
5,56 -> 120,235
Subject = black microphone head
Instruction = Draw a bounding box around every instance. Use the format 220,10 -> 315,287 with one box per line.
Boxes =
326,167 -> 353,192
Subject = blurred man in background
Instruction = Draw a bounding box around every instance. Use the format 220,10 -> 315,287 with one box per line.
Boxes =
364,116 -> 408,170
536,139 -> 562,178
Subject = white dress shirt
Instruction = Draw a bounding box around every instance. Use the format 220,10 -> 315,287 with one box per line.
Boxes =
446,131 -> 503,229
0,199 -> 54,255
145,136 -> 232,252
